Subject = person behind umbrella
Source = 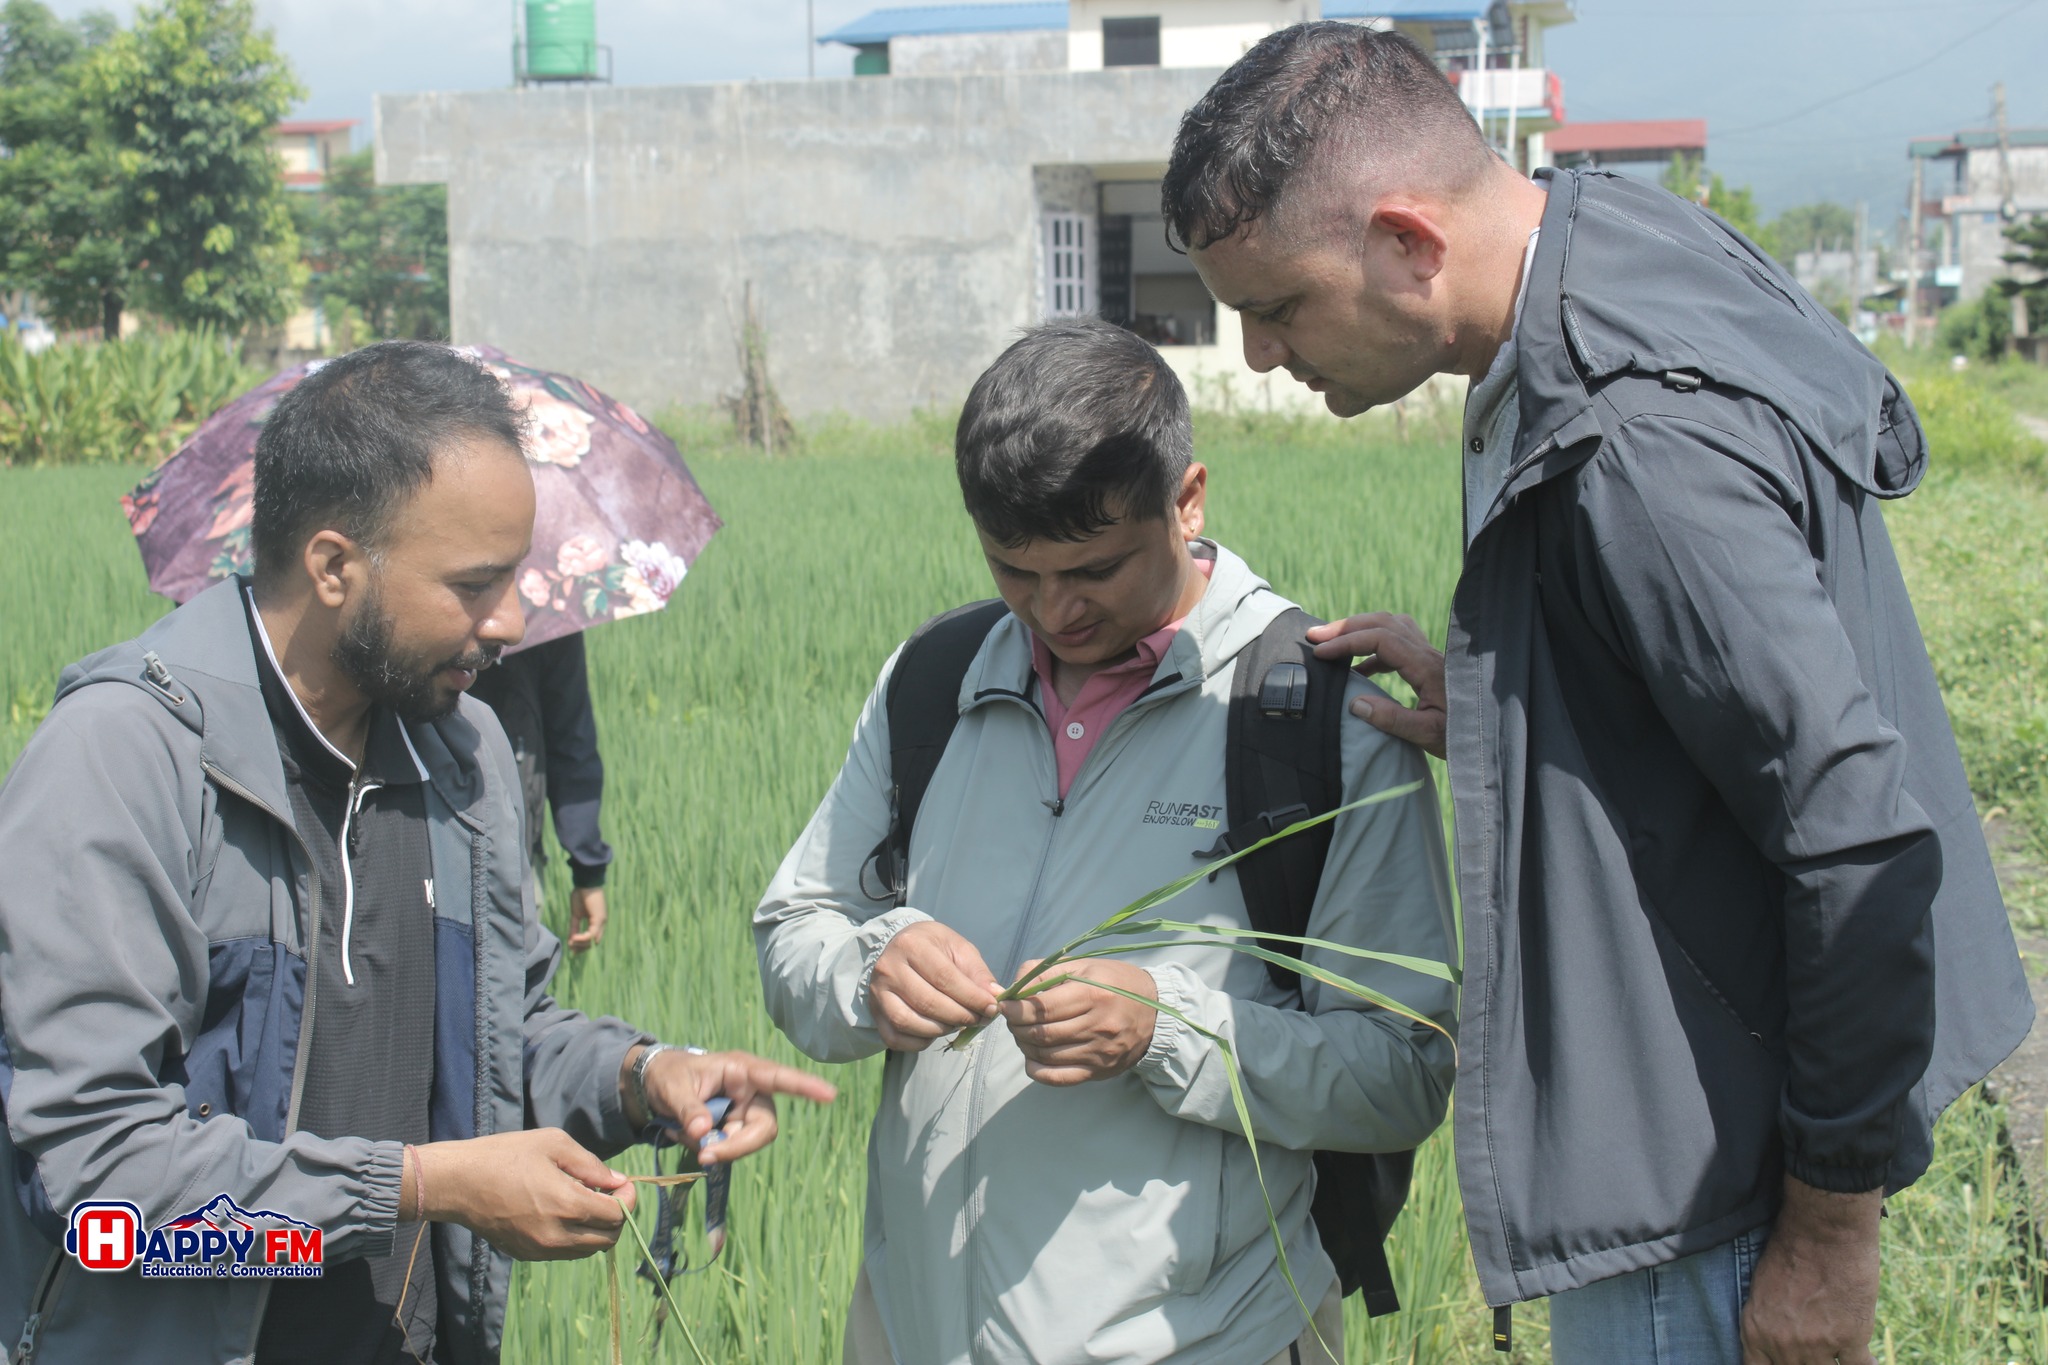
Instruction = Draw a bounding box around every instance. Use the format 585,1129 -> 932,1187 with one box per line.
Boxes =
0,341 -> 835,1363
470,632 -> 615,950
1165,24 -> 2032,1365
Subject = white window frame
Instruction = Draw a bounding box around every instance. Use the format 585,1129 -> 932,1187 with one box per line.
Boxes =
1042,212 -> 1095,319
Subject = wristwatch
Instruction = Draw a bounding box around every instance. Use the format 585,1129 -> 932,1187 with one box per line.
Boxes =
631,1043 -> 708,1126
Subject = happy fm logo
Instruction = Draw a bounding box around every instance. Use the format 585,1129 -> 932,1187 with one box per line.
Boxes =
66,1195 -> 324,1279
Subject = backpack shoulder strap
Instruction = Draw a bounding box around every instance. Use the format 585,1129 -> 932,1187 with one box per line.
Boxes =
1221,607 -> 1410,1316
1216,606 -> 1349,991
861,599 -> 1009,906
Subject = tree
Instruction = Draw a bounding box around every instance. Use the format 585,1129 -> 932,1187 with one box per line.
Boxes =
1659,152 -> 1762,241
1995,214 -> 2048,337
85,0 -> 304,334
1757,202 -> 1857,267
0,1 -> 128,336
292,149 -> 449,342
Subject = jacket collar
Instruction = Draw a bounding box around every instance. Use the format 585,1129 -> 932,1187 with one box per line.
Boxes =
959,538 -> 1288,713
241,581 -> 429,789
1480,167 -> 1923,542
55,578 -> 481,826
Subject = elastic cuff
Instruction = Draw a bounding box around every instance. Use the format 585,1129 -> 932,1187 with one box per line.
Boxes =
1782,1155 -> 1890,1195
1134,965 -> 1190,1078
360,1140 -> 409,1255
570,859 -> 608,889
853,907 -> 936,1028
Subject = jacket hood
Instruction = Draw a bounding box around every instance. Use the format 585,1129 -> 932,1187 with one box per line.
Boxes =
960,539 -> 1290,706
57,579 -> 275,799
1519,169 -> 1926,500
54,577 -> 492,823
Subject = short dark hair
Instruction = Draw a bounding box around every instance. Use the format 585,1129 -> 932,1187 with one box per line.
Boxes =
956,318 -> 1193,547
251,341 -> 527,586
1163,22 -> 1493,250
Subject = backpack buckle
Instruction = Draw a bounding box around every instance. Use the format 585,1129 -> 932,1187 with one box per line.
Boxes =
1258,662 -> 1309,719
1194,802 -> 1312,871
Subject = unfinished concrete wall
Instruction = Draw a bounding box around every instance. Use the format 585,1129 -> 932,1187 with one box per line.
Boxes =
377,68 -> 1221,419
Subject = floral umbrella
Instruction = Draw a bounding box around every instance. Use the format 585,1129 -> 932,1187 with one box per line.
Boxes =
122,346 -> 721,652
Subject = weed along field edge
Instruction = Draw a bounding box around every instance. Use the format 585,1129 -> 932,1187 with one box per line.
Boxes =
3,381 -> 2044,1362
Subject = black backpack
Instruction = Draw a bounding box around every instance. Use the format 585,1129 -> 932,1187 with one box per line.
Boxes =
863,598 -> 1415,1318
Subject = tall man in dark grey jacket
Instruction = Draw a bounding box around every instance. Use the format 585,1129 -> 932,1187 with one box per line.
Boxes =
0,342 -> 832,1363
1167,24 -> 2032,1365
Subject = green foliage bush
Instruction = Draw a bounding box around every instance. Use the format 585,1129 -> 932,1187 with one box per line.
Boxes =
1936,289 -> 2016,365
1907,363 -> 2048,482
0,330 -> 263,466
1886,353 -> 2048,924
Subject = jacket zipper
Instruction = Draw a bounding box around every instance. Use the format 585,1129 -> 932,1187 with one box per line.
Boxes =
203,761 -> 323,1361
957,675 -> 1197,1358
18,760 -> 324,1363
337,775 -> 385,988
11,1250 -> 62,1363
962,700 -> 1063,1360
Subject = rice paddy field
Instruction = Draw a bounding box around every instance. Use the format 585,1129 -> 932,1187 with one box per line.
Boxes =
2,390 -> 2043,1363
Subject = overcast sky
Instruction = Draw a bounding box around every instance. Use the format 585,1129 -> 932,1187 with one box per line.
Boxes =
47,0 -> 2048,226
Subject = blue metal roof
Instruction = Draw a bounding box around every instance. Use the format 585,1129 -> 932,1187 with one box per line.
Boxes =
1324,2 -> 1491,20
820,2 -> 1067,46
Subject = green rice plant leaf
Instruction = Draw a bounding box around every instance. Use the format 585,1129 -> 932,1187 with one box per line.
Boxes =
1106,918 -> 1461,985
1055,938 -> 1452,1044
1044,972 -> 1336,1362
984,780 -> 1425,1011
613,1190 -> 714,1365
950,781 -> 1426,1053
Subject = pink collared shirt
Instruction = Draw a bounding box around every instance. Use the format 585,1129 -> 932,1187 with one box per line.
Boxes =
1029,557 -> 1215,799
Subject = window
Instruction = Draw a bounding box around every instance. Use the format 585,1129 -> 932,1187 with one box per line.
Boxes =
1043,213 -> 1094,319
1102,16 -> 1161,68
1096,214 -> 1133,325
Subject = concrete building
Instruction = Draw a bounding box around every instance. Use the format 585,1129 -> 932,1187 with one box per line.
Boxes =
1907,126 -> 2048,310
1547,118 -> 1705,174
376,0 -> 1573,420
826,1 -> 1570,170
269,119 -> 362,353
271,118 -> 359,191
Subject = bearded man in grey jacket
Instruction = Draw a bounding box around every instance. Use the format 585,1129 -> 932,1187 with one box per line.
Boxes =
0,342 -> 833,1363
1167,23 -> 2033,1365
757,319 -> 1458,1365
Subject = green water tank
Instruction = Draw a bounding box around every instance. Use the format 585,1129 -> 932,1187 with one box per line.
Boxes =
525,0 -> 597,80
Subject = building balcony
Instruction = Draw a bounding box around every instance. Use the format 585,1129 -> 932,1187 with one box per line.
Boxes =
1446,67 -> 1563,126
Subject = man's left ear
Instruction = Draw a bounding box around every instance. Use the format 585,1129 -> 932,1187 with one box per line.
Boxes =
1176,463 -> 1208,539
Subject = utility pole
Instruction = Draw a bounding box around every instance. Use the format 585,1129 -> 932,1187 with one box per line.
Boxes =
1906,155 -> 1924,347
1504,14 -> 1521,173
1853,198 -> 1868,322
807,0 -> 816,79
1995,80 -> 2015,220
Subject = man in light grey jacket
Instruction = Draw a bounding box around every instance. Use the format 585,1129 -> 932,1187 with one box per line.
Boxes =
756,320 -> 1457,1365
0,341 -> 833,1364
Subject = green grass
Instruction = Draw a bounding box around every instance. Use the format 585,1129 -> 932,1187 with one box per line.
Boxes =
0,391 -> 2039,1362
1883,350 -> 2048,928
1876,1088 -> 2048,1365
